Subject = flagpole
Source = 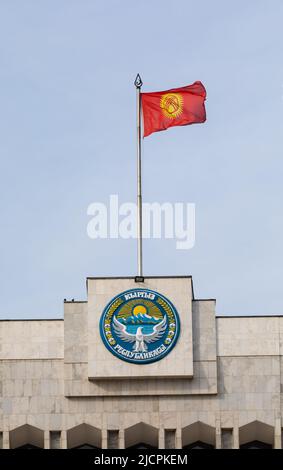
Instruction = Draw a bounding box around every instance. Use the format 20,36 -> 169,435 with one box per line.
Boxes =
134,73 -> 143,277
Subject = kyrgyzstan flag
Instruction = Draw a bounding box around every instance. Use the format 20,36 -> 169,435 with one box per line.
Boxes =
141,81 -> 206,137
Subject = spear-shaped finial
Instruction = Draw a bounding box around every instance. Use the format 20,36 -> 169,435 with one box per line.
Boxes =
134,73 -> 143,88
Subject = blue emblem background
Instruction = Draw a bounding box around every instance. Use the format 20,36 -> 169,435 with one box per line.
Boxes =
99,288 -> 180,364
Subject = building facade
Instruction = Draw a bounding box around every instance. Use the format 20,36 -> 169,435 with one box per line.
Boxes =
0,276 -> 282,449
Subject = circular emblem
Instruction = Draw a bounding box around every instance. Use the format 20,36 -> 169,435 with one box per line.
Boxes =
160,93 -> 183,119
100,288 -> 180,364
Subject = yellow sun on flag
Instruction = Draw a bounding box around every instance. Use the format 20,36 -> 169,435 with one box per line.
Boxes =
132,305 -> 147,316
160,93 -> 183,119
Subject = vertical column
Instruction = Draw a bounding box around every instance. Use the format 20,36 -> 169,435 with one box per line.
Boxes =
215,419 -> 221,449
119,429 -> 125,449
158,428 -> 165,449
3,431 -> 9,449
274,418 -> 281,449
44,430 -> 50,449
61,430 -> 67,449
102,429 -> 107,449
233,424 -> 239,449
175,428 -> 182,449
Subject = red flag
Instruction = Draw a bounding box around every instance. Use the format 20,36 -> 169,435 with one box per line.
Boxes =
141,81 -> 206,137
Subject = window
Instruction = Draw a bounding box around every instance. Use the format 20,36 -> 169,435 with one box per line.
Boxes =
108,430 -> 119,449
165,430 -> 176,449
50,431 -> 61,449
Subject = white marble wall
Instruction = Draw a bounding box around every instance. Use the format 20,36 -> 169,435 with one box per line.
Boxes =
0,277 -> 282,449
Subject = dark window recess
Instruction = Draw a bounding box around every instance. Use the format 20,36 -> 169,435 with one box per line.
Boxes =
240,441 -> 272,449
127,442 -> 157,450
183,441 -> 214,449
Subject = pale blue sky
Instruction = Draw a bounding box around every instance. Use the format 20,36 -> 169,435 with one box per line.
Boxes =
0,0 -> 283,318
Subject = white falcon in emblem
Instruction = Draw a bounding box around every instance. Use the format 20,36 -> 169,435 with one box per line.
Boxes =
113,315 -> 167,352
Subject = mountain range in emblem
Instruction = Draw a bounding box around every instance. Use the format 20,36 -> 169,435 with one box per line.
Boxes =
118,312 -> 161,325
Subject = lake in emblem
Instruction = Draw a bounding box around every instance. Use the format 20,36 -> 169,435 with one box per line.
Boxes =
99,288 -> 180,364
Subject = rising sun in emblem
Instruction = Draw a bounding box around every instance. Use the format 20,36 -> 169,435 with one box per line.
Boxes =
132,305 -> 147,316
160,93 -> 183,119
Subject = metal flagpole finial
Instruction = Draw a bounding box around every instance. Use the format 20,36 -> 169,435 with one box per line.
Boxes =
134,73 -> 143,88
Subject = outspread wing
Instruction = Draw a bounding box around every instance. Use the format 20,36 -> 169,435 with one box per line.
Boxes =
113,316 -> 136,343
144,316 -> 167,343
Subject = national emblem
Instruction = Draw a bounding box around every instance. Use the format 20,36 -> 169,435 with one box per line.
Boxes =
99,289 -> 180,364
